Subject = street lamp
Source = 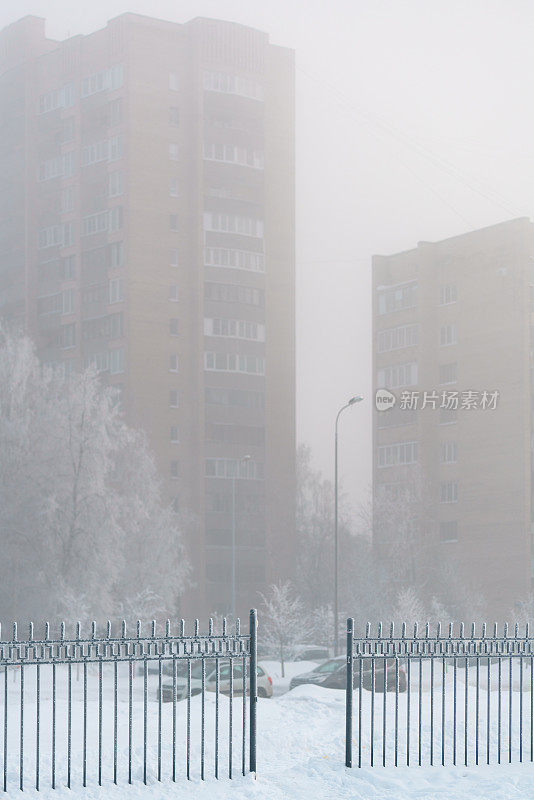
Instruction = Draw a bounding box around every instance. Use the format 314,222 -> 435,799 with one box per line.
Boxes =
232,454 -> 251,619
334,395 -> 363,656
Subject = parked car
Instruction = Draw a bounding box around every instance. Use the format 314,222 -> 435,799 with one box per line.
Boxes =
292,644 -> 331,662
289,656 -> 407,692
160,661 -> 273,702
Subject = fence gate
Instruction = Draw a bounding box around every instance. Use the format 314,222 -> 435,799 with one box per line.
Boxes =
0,609 -> 257,791
345,619 -> 534,769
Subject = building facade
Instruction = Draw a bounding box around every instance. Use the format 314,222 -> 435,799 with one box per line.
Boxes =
0,14 -> 296,617
373,218 -> 534,618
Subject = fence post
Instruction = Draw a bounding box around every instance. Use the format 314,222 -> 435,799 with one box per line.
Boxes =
249,608 -> 257,775
346,617 -> 354,767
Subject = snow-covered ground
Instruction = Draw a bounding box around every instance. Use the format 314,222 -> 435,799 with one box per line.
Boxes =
3,662 -> 534,799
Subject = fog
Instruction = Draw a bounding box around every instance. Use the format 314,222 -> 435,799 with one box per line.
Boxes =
3,0 -> 533,511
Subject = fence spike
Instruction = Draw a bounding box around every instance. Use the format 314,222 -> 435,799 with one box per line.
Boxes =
180,619 -> 185,637
504,621 -> 508,638
425,621 -> 430,638
60,621 -> 65,641
137,620 -> 141,638
29,621 -> 33,641
208,618 -> 213,636
482,622 -> 486,639
122,620 -> 126,638
194,619 -> 199,637
378,621 -> 382,639
401,622 -> 406,639
151,620 -> 156,638
107,620 -> 112,638
166,619 -> 171,637
76,621 -> 81,640
437,621 -> 441,639
448,621 -> 453,638
471,622 -> 476,639
365,621 -> 371,638
459,621 -> 464,639
390,621 -> 394,639
236,618 -> 240,636
223,618 -> 227,636
12,622 -> 17,641
92,620 -> 97,639
515,621 -> 519,638
413,622 -> 418,638
526,622 -> 530,638
45,622 -> 49,641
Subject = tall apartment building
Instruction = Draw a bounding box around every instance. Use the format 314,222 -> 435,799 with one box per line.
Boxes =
0,14 -> 296,617
373,217 -> 534,618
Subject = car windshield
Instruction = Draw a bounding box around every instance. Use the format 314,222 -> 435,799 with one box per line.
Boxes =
313,659 -> 342,674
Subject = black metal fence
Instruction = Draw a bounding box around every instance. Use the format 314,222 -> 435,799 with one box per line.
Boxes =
0,609 -> 257,791
345,620 -> 534,768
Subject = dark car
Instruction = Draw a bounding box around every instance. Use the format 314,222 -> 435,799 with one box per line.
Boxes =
289,656 -> 407,693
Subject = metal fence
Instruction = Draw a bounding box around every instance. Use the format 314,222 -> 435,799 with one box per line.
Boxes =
0,609 -> 257,791
345,620 -> 534,769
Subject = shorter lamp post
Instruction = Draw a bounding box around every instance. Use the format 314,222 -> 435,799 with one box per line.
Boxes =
231,454 -> 251,619
334,395 -> 363,656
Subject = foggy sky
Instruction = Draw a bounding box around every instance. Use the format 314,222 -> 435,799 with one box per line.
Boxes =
2,0 -> 533,513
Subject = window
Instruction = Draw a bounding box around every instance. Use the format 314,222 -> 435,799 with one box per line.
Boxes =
204,283 -> 264,307
38,83 -> 75,114
170,177 -> 178,197
170,249 -> 179,268
169,107 -> 180,126
377,282 -> 417,315
60,186 -> 74,214
169,143 -> 179,161
170,460 -> 180,479
169,318 -> 179,336
377,441 -> 418,467
169,354 -> 179,372
62,288 -> 74,315
169,285 -> 179,302
60,323 -> 76,349
439,324 -> 457,347
377,324 -> 418,353
203,71 -> 263,101
205,387 -> 264,409
376,362 -> 418,389
170,426 -> 179,443
439,362 -> 457,384
169,72 -> 179,91
38,152 -> 75,181
203,212 -> 263,238
440,521 -> 458,543
439,284 -> 457,305
108,171 -> 123,197
440,441 -> 458,463
81,135 -> 122,166
109,278 -> 123,304
169,389 -> 179,407
203,142 -> 264,170
109,348 -> 124,374
205,458 -> 263,480
60,255 -> 76,281
108,98 -> 123,127
169,215 -> 178,231
204,352 -> 265,375
440,482 -> 458,503
204,318 -> 265,342
204,247 -> 265,273
81,64 -> 123,98
38,223 -> 74,250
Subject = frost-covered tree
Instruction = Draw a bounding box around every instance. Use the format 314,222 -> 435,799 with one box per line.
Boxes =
0,328 -> 189,624
259,582 -> 311,676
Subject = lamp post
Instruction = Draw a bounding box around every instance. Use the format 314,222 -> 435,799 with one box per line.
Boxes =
334,395 -> 363,656
232,454 -> 251,619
